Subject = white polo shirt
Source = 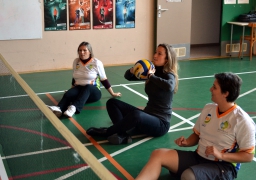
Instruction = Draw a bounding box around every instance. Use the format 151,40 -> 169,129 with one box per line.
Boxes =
72,58 -> 107,89
193,103 -> 255,170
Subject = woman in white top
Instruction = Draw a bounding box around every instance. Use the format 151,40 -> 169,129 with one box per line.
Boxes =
47,41 -> 121,118
135,72 -> 255,180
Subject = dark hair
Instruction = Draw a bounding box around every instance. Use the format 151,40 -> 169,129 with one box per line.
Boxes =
77,41 -> 94,58
214,72 -> 242,102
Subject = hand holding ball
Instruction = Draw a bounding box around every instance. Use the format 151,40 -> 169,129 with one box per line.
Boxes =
133,59 -> 154,79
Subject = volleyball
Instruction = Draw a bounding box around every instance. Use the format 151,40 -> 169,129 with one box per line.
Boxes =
133,59 -> 154,79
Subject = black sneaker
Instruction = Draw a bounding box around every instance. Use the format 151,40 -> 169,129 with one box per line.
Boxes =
86,127 -> 108,137
107,134 -> 132,145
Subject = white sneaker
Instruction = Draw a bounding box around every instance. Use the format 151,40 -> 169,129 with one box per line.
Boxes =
64,105 -> 76,117
47,105 -> 62,118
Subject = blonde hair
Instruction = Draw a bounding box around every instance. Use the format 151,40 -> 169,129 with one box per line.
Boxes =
158,43 -> 179,93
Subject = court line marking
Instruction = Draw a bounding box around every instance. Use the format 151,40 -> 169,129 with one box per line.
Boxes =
121,84 -> 256,162
53,126 -> 197,180
3,95 -> 254,177
2,141 -> 105,160
0,155 -> 8,180
3,117 -> 255,179
238,88 -> 256,98
2,71 -> 255,178
46,93 -> 134,180
47,81 -> 199,179
1,70 -> 256,99
121,84 -> 195,127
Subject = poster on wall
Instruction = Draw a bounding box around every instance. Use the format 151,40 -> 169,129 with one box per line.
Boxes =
69,0 -> 91,30
92,0 -> 113,29
44,0 -> 67,31
115,0 -> 135,29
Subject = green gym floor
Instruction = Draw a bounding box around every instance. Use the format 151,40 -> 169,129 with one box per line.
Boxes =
1,56 -> 256,180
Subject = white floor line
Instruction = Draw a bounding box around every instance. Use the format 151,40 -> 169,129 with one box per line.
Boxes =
55,166 -> 90,180
54,112 -> 200,179
121,84 -> 148,100
55,138 -> 153,180
2,71 -> 256,179
251,116 -> 256,119
0,155 -> 8,180
1,70 -> 255,100
121,84 -> 194,127
179,71 -> 256,81
238,88 -> 256,98
169,126 -> 193,132
169,113 -> 200,130
2,141 -> 108,160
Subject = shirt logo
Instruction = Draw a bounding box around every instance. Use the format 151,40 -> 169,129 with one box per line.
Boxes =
87,65 -> 93,70
204,114 -> 211,123
76,63 -> 80,69
220,121 -> 231,130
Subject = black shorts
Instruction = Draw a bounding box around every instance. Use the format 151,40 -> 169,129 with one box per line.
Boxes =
170,150 -> 237,180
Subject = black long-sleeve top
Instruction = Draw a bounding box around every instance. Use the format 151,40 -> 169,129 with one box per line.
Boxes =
124,66 -> 175,123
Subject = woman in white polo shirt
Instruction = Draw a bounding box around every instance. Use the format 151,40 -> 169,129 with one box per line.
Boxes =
47,41 -> 121,118
136,72 -> 255,180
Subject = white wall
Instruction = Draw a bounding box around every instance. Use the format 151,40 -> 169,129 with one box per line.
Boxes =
0,0 -> 222,73
0,0 -> 155,73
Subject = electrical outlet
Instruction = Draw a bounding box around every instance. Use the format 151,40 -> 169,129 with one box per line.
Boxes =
179,47 -> 186,57
226,43 -> 246,53
233,44 -> 240,52
174,47 -> 186,57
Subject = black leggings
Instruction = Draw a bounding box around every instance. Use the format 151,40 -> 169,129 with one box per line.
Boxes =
106,98 -> 170,137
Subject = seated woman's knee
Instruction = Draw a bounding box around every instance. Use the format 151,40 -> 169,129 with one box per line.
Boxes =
150,149 -> 165,158
106,98 -> 116,106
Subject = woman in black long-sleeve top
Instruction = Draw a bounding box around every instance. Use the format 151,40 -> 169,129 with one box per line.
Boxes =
87,43 -> 179,144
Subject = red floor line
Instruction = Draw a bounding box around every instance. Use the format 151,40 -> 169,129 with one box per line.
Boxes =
0,125 -> 70,146
0,109 -> 39,112
46,93 -> 134,180
9,164 -> 87,179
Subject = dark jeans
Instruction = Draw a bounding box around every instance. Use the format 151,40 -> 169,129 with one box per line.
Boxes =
58,85 -> 101,113
106,98 -> 170,137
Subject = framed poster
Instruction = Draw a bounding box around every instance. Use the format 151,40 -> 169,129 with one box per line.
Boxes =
92,0 -> 113,29
44,0 -> 67,31
115,0 -> 135,29
69,0 -> 91,30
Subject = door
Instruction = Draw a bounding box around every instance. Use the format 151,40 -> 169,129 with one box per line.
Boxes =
156,0 -> 192,59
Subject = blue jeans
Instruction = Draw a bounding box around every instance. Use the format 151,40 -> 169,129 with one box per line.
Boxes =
106,98 -> 170,137
58,85 -> 101,113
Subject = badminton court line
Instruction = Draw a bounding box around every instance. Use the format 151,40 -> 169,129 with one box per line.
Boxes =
5,84 -> 254,162
0,155 -> 8,180
121,84 -> 195,127
2,70 -> 256,99
238,88 -> 256,98
53,110 -> 199,179
55,125 -> 196,180
46,93 -> 134,180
